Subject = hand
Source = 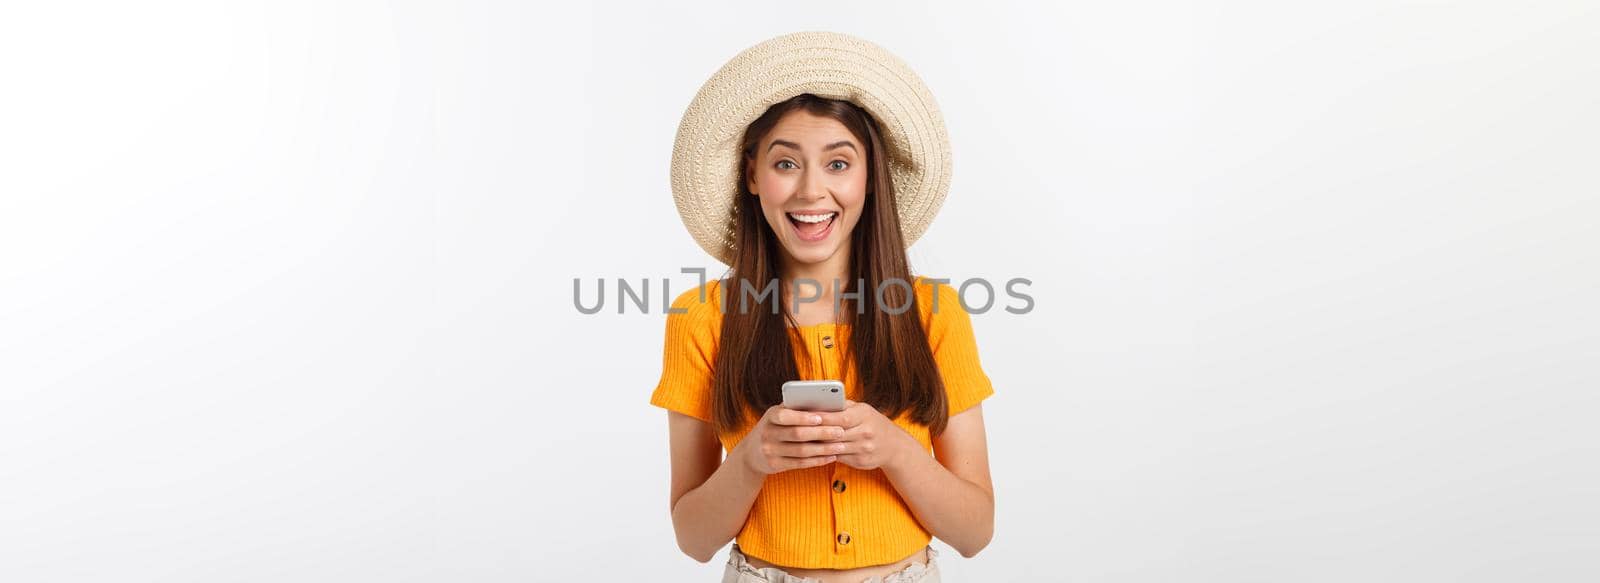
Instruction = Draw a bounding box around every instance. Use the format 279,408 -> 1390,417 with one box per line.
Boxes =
816,399 -> 919,471
737,404 -> 847,475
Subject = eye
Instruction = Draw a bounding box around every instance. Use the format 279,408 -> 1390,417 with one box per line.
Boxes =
829,160 -> 849,171
776,160 -> 797,170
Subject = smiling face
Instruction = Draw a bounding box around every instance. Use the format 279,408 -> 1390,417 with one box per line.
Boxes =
745,109 -> 869,271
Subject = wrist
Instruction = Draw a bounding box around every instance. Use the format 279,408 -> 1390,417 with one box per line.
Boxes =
732,439 -> 768,480
883,430 -> 925,475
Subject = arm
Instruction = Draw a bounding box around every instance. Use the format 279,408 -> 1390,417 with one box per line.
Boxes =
882,404 -> 995,557
826,402 -> 995,558
664,407 -> 844,562
664,411 -> 764,563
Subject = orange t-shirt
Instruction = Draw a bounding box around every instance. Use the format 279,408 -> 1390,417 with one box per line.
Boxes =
649,275 -> 995,569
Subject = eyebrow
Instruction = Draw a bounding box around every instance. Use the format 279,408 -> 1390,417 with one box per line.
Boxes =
767,139 -> 858,155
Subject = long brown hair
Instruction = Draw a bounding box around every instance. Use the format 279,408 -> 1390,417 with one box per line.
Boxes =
709,93 -> 949,439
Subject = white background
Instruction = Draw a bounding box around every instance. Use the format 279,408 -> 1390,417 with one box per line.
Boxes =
2,1 -> 1596,581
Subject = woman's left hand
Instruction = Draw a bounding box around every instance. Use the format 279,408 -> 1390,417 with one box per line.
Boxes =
818,399 -> 920,471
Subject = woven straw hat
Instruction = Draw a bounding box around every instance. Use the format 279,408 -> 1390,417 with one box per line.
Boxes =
669,31 -> 952,266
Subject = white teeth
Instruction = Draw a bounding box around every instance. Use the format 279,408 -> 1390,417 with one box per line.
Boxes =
788,212 -> 836,223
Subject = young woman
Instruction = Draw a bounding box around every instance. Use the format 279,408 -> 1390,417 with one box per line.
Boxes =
651,33 -> 995,583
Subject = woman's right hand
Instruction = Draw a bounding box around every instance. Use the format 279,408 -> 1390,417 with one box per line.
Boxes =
739,404 -> 848,475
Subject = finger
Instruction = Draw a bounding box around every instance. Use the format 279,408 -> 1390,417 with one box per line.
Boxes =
775,441 -> 846,457
778,455 -> 838,470
774,440 -> 849,458
781,425 -> 846,442
835,424 -> 876,442
816,408 -> 861,429
771,408 -> 826,427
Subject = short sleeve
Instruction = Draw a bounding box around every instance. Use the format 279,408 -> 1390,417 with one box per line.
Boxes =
924,281 -> 995,416
649,283 -> 721,423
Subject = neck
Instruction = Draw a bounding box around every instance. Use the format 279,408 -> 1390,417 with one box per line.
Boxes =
778,248 -> 851,304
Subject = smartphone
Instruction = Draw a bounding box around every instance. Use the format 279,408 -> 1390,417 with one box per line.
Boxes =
781,380 -> 846,412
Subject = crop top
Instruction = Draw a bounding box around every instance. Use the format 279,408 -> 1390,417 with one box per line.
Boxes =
650,275 -> 994,569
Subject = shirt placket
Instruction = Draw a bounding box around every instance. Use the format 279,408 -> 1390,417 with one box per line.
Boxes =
819,324 -> 855,559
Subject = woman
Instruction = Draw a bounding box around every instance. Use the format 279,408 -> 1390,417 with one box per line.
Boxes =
651,32 -> 995,583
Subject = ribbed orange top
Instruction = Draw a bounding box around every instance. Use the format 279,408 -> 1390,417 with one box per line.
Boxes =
650,275 -> 995,569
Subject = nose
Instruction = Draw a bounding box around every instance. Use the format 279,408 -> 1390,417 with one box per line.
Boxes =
796,166 -> 827,202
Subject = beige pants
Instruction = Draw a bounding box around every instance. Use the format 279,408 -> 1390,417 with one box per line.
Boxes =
721,543 -> 941,583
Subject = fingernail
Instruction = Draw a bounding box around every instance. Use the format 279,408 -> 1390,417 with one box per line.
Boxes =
810,415 -> 821,424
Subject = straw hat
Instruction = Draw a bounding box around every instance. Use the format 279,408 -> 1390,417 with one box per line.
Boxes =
669,31 -> 952,266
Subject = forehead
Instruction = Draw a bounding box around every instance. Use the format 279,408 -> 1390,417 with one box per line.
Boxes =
765,110 -> 858,150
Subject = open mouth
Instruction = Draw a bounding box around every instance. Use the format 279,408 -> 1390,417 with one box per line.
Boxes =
786,211 -> 837,242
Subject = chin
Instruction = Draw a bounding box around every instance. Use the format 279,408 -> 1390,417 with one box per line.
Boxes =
783,244 -> 843,267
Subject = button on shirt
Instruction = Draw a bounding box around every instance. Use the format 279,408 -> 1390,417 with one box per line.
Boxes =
650,276 -> 995,569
